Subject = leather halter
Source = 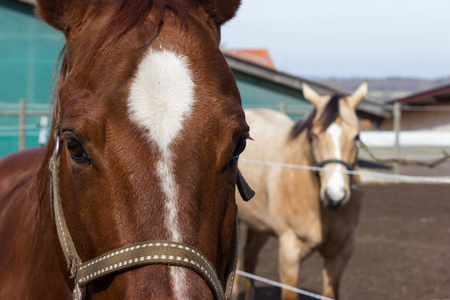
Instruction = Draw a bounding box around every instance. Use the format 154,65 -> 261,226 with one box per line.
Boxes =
309,135 -> 366,197
48,122 -> 254,300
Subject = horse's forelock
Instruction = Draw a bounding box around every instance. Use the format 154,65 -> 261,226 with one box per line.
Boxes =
106,0 -> 191,40
51,1 -> 194,109
61,0 -> 193,82
290,94 -> 343,140
317,94 -> 342,132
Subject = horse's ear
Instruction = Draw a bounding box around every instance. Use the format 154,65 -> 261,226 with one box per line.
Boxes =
204,0 -> 241,27
302,83 -> 327,109
36,0 -> 88,34
347,82 -> 368,108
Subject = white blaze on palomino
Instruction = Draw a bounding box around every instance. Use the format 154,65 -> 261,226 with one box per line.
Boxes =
127,49 -> 195,299
326,123 -> 346,201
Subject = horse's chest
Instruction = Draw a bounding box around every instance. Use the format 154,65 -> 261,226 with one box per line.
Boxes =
295,215 -> 324,247
272,203 -> 324,247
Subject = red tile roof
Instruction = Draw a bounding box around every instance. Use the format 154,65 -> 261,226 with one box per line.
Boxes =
223,49 -> 275,69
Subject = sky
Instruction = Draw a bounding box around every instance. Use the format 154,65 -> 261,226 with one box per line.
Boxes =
220,0 -> 450,79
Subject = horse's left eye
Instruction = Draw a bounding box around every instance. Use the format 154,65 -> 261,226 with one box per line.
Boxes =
66,138 -> 90,164
232,137 -> 247,160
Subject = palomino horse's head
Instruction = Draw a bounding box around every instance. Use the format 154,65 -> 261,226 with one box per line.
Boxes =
37,0 -> 248,298
296,83 -> 367,209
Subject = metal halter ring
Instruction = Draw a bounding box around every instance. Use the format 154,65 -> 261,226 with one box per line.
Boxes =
53,136 -> 60,157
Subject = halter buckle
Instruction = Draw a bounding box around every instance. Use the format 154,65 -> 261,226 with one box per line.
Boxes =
53,136 -> 60,157
73,283 -> 84,300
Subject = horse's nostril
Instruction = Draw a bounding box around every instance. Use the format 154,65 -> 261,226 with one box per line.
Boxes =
325,190 -> 346,210
328,200 -> 342,210
326,189 -> 346,202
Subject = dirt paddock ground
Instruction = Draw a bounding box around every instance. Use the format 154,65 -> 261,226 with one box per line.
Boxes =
234,183 -> 450,300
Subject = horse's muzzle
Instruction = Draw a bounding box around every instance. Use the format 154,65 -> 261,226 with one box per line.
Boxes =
324,190 -> 347,210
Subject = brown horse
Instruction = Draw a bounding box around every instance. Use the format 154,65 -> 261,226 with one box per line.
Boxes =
233,83 -> 367,300
0,1 -> 251,299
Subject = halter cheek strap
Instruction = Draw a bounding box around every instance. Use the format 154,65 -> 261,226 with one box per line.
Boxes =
48,126 -> 249,300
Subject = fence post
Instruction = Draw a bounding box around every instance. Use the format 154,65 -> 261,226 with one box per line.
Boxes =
280,102 -> 286,115
19,99 -> 26,151
39,116 -> 49,146
393,102 -> 401,175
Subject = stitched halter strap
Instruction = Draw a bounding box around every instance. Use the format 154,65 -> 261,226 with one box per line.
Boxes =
76,241 -> 224,298
48,125 -> 242,300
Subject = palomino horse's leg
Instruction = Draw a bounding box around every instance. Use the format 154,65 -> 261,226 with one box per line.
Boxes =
278,230 -> 310,300
241,228 -> 269,300
320,232 -> 356,299
231,258 -> 242,300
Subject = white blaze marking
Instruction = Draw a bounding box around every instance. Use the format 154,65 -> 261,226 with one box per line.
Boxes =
128,49 -> 195,153
326,124 -> 346,201
128,49 -> 195,299
328,124 -> 342,160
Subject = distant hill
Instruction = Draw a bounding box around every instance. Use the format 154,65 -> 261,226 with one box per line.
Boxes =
318,77 -> 450,103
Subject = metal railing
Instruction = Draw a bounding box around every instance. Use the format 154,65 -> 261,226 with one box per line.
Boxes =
0,99 -> 51,151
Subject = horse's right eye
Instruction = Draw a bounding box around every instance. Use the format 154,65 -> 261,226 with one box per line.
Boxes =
232,138 -> 247,159
66,138 -> 90,164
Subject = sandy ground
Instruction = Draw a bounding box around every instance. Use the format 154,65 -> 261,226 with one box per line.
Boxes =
234,183 -> 450,300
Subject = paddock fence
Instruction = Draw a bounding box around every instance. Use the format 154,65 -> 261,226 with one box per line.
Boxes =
0,99 -> 51,157
1,100 -> 449,183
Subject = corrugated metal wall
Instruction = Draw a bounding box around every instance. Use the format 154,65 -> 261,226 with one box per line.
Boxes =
0,1 -> 62,157
0,1 -> 63,103
381,103 -> 450,131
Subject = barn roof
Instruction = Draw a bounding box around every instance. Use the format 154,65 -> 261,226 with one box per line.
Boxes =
386,84 -> 450,105
225,53 -> 392,120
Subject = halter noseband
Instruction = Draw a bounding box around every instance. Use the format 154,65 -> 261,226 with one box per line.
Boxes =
309,135 -> 358,173
49,121 -> 253,300
314,158 -> 356,171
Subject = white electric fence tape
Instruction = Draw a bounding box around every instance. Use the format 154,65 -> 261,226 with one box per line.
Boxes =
239,159 -> 450,184
236,270 -> 335,300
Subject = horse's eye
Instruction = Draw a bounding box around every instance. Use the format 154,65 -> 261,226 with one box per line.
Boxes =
354,134 -> 360,141
310,133 -> 317,141
232,137 -> 247,160
66,138 -> 89,163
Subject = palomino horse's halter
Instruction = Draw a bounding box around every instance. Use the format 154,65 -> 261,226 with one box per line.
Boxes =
309,134 -> 358,173
309,134 -> 365,196
309,132 -> 359,197
48,119 -> 254,300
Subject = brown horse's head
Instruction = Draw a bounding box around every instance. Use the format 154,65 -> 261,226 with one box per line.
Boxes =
36,0 -> 247,298
300,83 -> 367,209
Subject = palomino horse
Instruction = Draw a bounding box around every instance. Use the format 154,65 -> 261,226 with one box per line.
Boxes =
0,0 -> 253,299
233,83 -> 367,300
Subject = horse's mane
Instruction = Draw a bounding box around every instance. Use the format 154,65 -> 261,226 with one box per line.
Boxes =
290,94 -> 342,139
